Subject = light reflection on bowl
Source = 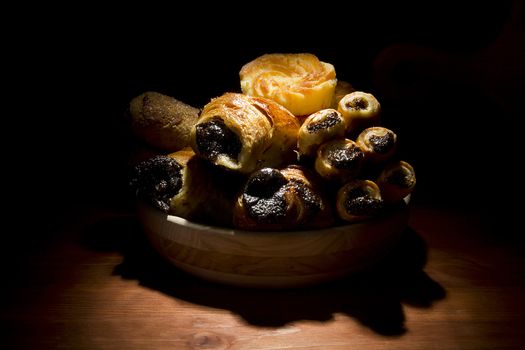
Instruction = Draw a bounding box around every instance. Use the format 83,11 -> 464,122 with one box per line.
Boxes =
137,200 -> 409,288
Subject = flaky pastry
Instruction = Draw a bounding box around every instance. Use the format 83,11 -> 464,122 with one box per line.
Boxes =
240,53 -> 337,116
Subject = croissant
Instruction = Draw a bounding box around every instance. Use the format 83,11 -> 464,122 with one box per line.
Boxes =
190,93 -> 300,174
297,109 -> 347,157
168,149 -> 239,225
130,149 -> 238,226
376,160 -> 416,203
315,138 -> 364,182
356,126 -> 397,163
233,165 -> 334,230
336,180 -> 384,222
240,53 -> 337,116
337,91 -> 381,136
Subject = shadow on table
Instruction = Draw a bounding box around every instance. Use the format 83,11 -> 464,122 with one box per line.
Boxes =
82,216 -> 445,336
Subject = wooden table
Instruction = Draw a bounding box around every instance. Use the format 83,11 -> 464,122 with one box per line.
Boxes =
3,203 -> 525,349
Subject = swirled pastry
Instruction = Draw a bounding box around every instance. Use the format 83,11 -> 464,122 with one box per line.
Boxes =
356,126 -> 397,163
190,93 -> 300,173
336,180 -> 384,222
331,80 -> 355,109
297,109 -> 346,157
376,160 -> 416,203
233,165 -> 334,230
315,139 -> 364,182
240,53 -> 337,116
337,91 -> 381,136
129,92 -> 200,151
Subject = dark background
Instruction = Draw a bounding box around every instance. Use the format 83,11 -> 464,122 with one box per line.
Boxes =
11,0 -> 524,250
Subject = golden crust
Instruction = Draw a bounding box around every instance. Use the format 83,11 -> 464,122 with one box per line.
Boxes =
190,93 -> 299,173
240,53 -> 337,116
297,109 -> 347,157
356,126 -> 397,164
314,139 -> 364,182
337,91 -> 381,136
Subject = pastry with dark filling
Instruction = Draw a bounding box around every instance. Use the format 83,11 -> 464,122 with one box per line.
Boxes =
131,149 -> 237,226
356,126 -> 397,163
376,160 -> 416,203
336,180 -> 384,222
337,91 -> 381,136
297,109 -> 347,157
233,165 -> 334,230
191,93 -> 300,173
315,139 -> 364,181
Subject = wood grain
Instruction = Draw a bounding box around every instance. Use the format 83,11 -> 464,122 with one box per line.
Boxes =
2,206 -> 525,349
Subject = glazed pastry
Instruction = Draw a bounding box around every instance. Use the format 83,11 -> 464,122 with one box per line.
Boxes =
315,139 -> 364,182
376,160 -> 416,203
240,53 -> 337,116
129,92 -> 200,151
331,80 -> 355,109
190,93 -> 300,174
337,91 -> 381,136
130,149 -> 238,226
336,180 -> 384,222
356,127 -> 397,163
233,165 -> 334,230
297,109 -> 347,157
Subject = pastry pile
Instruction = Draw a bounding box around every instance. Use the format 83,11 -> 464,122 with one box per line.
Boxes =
130,53 -> 416,230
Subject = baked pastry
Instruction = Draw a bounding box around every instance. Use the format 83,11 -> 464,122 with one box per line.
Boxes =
190,93 -> 300,174
315,139 -> 364,182
376,160 -> 416,203
336,180 -> 384,222
129,92 -> 200,151
240,53 -> 337,116
130,149 -> 238,226
331,80 -> 355,108
356,126 -> 397,163
337,91 -> 381,136
129,154 -> 183,212
168,149 -> 238,225
233,165 -> 334,230
297,109 -> 347,157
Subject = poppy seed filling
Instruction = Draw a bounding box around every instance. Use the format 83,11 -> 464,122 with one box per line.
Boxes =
369,132 -> 395,154
343,188 -> 383,216
327,145 -> 364,170
195,118 -> 241,160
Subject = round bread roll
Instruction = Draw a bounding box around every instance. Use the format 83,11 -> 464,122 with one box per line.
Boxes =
129,91 -> 199,151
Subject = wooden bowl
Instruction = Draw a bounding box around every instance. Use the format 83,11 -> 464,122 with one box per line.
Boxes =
137,201 -> 410,288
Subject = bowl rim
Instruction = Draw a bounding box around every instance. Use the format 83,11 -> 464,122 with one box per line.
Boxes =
137,195 -> 410,238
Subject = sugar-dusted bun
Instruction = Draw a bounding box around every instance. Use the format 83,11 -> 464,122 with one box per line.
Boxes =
129,92 -> 199,151
240,53 -> 337,116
